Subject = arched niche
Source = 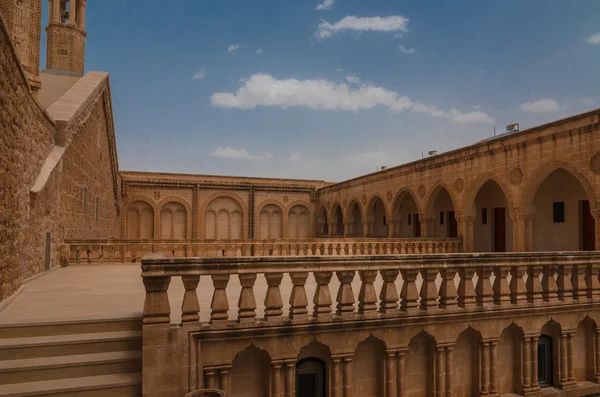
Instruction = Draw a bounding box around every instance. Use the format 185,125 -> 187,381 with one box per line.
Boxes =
259,204 -> 283,240
205,196 -> 243,240
160,201 -> 187,239
289,204 -> 310,239
126,200 -> 154,239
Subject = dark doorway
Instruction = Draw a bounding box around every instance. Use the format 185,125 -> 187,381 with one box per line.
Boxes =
538,335 -> 553,387
413,213 -> 421,237
296,358 -> 326,397
580,200 -> 595,251
447,211 -> 457,237
493,207 -> 506,252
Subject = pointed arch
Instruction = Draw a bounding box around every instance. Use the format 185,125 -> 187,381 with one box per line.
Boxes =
366,194 -> 388,237
353,335 -> 387,397
392,188 -> 422,237
463,173 -> 515,217
497,323 -> 525,394
454,326 -> 483,397
230,344 -> 271,397
406,330 -> 437,397
346,199 -> 364,237
425,182 -> 458,238
330,202 -> 344,236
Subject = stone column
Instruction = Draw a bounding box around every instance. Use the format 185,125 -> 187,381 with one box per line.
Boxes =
313,271 -> 333,320
587,263 -> 600,300
400,268 -> 420,312
210,274 -> 230,325
461,216 -> 474,252
560,332 -> 568,387
457,267 -> 476,308
69,0 -> 78,25
386,351 -> 397,397
219,366 -> 231,395
289,272 -> 309,321
596,330 -> 600,383
493,267 -> 511,305
379,269 -> 399,314
436,346 -> 445,397
481,341 -> 490,396
489,340 -> 498,396
397,350 -> 407,397
51,0 -> 60,22
530,336 -> 540,391
77,0 -> 86,29
420,268 -> 440,310
526,265 -> 543,304
522,336 -> 531,393
358,270 -> 378,318
445,346 -> 454,397
238,273 -> 257,323
192,185 -> 198,239
205,369 -> 218,389
332,356 -> 342,397
272,362 -> 283,397
284,361 -> 295,397
342,356 -> 353,397
476,267 -> 494,306
567,332 -> 575,383
439,268 -> 458,309
264,273 -> 284,322
336,271 -> 356,319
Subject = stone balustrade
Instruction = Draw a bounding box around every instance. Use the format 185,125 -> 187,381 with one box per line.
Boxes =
140,252 -> 600,328
64,238 -> 463,264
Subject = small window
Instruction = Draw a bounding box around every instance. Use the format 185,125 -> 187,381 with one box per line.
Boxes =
383,215 -> 386,226
440,211 -> 444,225
482,208 -> 487,225
95,197 -> 99,222
82,186 -> 87,214
553,202 -> 565,223
408,214 -> 412,225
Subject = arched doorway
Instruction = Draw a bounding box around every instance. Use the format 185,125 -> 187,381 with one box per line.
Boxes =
318,206 -> 328,236
332,204 -> 344,236
530,168 -> 595,251
296,358 -> 326,397
367,196 -> 388,237
470,180 -> 513,252
538,334 -> 553,387
348,201 -> 364,237
426,186 -> 457,238
392,190 -> 421,237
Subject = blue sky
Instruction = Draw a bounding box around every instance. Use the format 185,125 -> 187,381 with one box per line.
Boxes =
42,1 -> 600,181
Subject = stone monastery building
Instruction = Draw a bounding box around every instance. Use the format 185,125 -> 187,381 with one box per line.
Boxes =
2,2 -> 600,397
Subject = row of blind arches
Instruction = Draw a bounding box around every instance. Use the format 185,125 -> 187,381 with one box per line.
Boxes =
125,197 -> 310,240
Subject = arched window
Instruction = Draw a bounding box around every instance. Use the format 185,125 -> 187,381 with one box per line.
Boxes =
296,358 -> 326,397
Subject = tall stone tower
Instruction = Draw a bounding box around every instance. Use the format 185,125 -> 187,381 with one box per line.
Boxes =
0,0 -> 43,94
45,0 -> 86,76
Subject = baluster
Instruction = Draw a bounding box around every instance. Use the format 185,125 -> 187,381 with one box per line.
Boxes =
109,246 -> 115,263
571,264 -> 587,300
347,243 -> 354,256
181,275 -> 200,324
87,245 -> 93,263
476,266 -> 494,306
379,269 -> 399,314
406,243 -> 413,255
420,268 -> 439,310
299,244 -> 306,256
439,268 -> 458,309
235,244 -> 242,257
587,263 -> 600,300
542,265 -> 559,303
358,270 -> 377,318
336,271 -> 356,319
315,243 -> 322,256
217,246 -> 223,257
290,244 -> 297,256
493,266 -> 511,305
238,273 -> 257,323
385,243 -> 392,255
457,267 -> 476,308
426,241 -> 433,254
142,276 -> 171,324
526,265 -> 543,304
557,264 -> 573,302
264,273 -> 284,322
392,243 -> 399,255
98,246 -> 104,264
313,271 -> 333,320
210,274 -> 230,325
510,266 -> 527,305
400,268 -> 420,312
120,245 -> 125,263
244,244 -> 251,257
400,242 -> 407,255
289,272 -> 309,320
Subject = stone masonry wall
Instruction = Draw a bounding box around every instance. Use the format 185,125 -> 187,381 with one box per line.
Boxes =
0,14 -> 57,300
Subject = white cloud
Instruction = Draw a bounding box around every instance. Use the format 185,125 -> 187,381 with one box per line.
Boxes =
228,44 -> 240,52
256,47 -> 263,54
209,147 -> 271,160
316,15 -> 410,40
289,152 -> 302,162
448,109 -> 494,124
399,45 -> 415,54
520,98 -> 560,113
211,73 -> 412,112
211,73 -> 494,124
192,69 -> 207,80
585,33 -> 600,45
582,97 -> 595,106
315,0 -> 334,11
345,74 -> 361,84
412,102 -> 493,124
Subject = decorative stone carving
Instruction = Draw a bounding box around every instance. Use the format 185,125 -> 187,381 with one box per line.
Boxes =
282,195 -> 288,204
387,191 -> 392,202
154,190 -> 161,200
455,178 -> 464,193
509,168 -> 523,185
362,195 -> 367,205
590,153 -> 600,174
418,184 -> 426,198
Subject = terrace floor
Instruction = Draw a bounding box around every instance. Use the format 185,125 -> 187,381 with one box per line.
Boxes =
0,264 -> 404,325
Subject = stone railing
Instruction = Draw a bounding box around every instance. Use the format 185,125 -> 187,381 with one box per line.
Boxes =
140,252 -> 600,328
64,238 -> 463,264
